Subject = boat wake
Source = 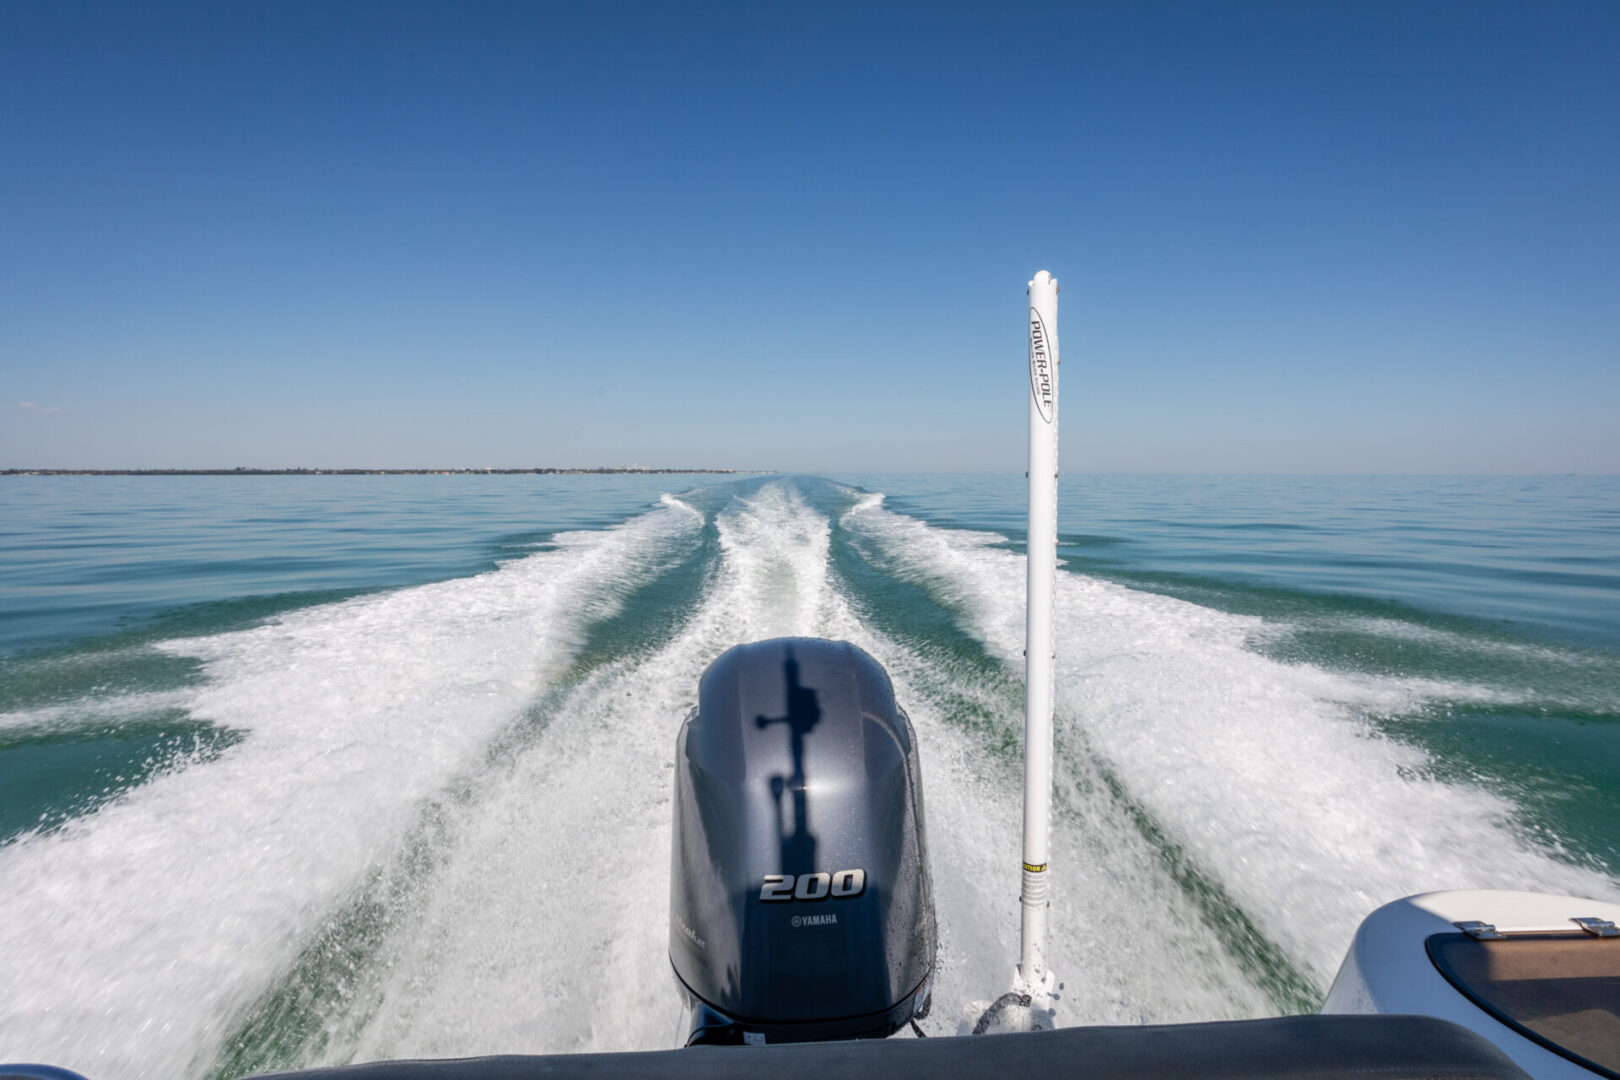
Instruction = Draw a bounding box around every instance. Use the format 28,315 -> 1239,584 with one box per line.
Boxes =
0,497 -> 700,1079
0,479 -> 1613,1079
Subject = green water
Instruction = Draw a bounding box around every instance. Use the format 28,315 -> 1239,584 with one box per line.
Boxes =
1,473 -> 1616,1078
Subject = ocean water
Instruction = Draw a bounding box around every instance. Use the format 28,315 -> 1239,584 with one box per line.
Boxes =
1,473 -> 1617,1078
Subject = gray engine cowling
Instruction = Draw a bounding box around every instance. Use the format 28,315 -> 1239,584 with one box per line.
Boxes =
669,638 -> 936,1045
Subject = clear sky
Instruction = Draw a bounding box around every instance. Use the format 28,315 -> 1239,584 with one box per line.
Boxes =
3,1 -> 1616,472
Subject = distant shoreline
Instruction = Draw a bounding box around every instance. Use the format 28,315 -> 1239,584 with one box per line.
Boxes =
3,468 -> 762,476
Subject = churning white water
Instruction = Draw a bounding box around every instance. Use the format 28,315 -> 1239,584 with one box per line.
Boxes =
1,480 -> 1614,1079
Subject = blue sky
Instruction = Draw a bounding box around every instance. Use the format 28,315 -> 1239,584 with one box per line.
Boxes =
3,1 -> 1616,472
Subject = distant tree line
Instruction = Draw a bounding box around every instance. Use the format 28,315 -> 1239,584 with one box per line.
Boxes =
2,467 -> 762,476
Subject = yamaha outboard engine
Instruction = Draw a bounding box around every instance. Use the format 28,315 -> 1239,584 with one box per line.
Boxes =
669,638 -> 936,1045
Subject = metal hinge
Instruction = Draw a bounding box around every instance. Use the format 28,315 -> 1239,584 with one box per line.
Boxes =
1572,917 -> 1620,937
1454,920 -> 1505,940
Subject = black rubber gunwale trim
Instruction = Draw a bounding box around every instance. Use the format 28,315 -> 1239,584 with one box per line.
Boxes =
236,1014 -> 1532,1080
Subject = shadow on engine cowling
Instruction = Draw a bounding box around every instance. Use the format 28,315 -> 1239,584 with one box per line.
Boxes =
668,637 -> 936,1045
757,648 -> 821,883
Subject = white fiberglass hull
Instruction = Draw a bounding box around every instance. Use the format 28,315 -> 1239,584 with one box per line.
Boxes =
1324,890 -> 1620,1080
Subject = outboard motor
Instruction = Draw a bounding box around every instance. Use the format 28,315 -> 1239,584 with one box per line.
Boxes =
669,637 -> 936,1045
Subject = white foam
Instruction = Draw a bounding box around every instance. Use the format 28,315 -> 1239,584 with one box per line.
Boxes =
307,482 -> 845,1060
0,689 -> 196,734
0,499 -> 700,1079
875,645 -> 1277,1029
11,479 -> 1611,1076
304,483 -> 1271,1066
1265,615 -> 1620,714
1294,614 -> 1588,662
845,499 -> 1620,985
